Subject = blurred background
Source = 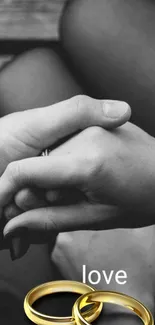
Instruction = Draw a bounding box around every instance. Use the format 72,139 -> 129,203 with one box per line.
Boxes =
0,0 -> 65,39
0,0 -> 66,67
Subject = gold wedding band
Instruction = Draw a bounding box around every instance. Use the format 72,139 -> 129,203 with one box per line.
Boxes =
73,290 -> 154,325
24,280 -> 103,325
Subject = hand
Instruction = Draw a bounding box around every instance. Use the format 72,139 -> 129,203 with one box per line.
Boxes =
2,121 -> 155,246
0,95 -> 129,174
52,227 -> 155,325
0,95 -> 130,253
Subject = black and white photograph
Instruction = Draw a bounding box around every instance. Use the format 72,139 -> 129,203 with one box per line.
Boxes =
0,1 -> 155,324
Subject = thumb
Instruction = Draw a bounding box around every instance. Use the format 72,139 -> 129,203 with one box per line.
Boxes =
101,99 -> 131,127
5,96 -> 131,155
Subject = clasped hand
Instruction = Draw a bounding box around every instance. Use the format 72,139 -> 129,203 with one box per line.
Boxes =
0,95 -> 154,258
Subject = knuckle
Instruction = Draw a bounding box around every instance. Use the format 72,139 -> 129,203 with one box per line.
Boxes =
71,128 -> 105,184
16,190 -> 31,208
87,126 -> 104,138
57,233 -> 73,248
4,205 -> 13,221
81,126 -> 104,145
89,151 -> 103,174
67,160 -> 81,184
73,94 -> 92,114
71,95 -> 103,127
82,149 -> 104,183
45,211 -> 59,234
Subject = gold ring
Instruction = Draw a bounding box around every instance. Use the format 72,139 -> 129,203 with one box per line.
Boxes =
73,291 -> 154,325
24,280 -> 103,325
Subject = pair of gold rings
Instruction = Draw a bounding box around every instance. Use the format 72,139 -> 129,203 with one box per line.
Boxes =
24,280 -> 154,325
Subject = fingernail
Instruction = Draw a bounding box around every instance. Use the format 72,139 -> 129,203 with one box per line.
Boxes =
5,228 -> 29,261
103,100 -> 129,118
10,236 -> 30,261
10,237 -> 22,260
4,226 -> 28,240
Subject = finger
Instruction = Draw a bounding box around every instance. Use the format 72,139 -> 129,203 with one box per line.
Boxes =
4,204 -> 121,233
3,204 -> 122,260
10,236 -> 30,261
4,203 -> 23,221
11,96 -> 131,153
3,202 -> 29,260
45,188 -> 85,204
4,189 -> 47,260
0,156 -> 84,207
14,188 -> 47,211
5,189 -> 49,260
15,187 -> 84,213
45,189 -> 70,204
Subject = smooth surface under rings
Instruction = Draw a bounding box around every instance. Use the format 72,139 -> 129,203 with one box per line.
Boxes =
73,290 -> 154,325
24,280 -> 103,325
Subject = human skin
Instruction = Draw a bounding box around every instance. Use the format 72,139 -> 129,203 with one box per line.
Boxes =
0,51 -> 154,325
3,120 -> 155,237
0,48 -> 131,323
53,227 -> 155,324
0,47 -> 81,116
0,9 -> 155,321
0,48 -> 82,322
60,0 -> 155,136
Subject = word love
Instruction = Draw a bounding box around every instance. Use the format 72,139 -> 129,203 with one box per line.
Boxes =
82,265 -> 127,285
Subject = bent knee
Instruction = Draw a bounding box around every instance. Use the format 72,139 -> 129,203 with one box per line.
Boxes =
0,47 -> 82,116
60,0 -> 124,97
60,0 -> 152,57
60,0 -> 155,99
